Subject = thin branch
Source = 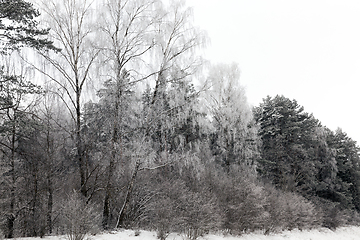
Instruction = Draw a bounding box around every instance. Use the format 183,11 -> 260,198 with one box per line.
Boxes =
139,161 -> 172,171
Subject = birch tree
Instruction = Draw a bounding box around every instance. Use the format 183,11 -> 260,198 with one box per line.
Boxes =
35,0 -> 100,198
97,0 -> 159,228
151,0 -> 205,105
146,0 -> 206,155
206,63 -> 260,172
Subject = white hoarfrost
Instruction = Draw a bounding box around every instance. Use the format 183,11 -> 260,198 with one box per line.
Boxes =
13,227 -> 360,240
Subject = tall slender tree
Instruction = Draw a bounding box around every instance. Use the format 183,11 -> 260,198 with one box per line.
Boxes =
35,0 -> 100,198
0,66 -> 42,238
148,0 -> 206,154
97,0 -> 159,228
206,63 -> 259,172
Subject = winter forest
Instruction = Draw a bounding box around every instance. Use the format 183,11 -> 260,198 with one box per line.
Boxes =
1,0 -> 360,239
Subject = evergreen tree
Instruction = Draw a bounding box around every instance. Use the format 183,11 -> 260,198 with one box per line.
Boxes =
327,129 -> 360,210
0,73 -> 42,238
82,69 -> 138,228
0,0 -> 58,53
254,95 -> 319,193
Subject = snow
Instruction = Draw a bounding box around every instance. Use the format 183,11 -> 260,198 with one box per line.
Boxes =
12,226 -> 360,240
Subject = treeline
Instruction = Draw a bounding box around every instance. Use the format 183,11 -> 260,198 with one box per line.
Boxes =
1,0 -> 360,239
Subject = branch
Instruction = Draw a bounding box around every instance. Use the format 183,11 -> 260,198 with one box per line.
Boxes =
20,55 -> 77,109
139,161 -> 172,171
79,49 -> 101,91
47,89 -> 76,122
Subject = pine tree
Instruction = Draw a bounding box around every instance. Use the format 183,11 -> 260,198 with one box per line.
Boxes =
327,129 -> 360,210
254,95 -> 319,193
0,0 -> 58,53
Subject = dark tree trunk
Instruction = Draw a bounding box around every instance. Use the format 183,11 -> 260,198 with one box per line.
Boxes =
46,175 -> 53,234
76,90 -> 87,197
102,149 -> 115,229
6,214 -> 15,239
115,162 -> 140,228
7,115 -> 17,239
103,63 -> 123,229
31,172 -> 38,237
44,121 -> 54,235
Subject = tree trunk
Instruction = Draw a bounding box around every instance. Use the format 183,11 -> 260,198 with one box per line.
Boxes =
6,214 -> 15,239
45,120 -> 53,235
115,161 -> 140,229
151,71 -> 164,105
6,113 -> 17,239
102,66 -> 122,229
102,154 -> 115,229
46,175 -> 53,234
31,172 -> 38,237
76,90 -> 87,197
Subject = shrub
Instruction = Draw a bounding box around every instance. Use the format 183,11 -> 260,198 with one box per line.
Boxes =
264,187 -> 320,233
60,191 -> 100,240
282,192 -> 319,230
210,166 -> 267,234
178,191 -> 222,240
318,201 -> 351,230
344,209 -> 360,226
146,179 -> 222,240
312,197 -> 354,230
223,182 -> 268,234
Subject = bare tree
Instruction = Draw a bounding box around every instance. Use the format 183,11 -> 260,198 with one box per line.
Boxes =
108,0 -> 206,228
37,93 -> 71,235
147,0 -> 207,156
97,0 -> 159,228
35,0 -> 100,198
151,0 -> 206,105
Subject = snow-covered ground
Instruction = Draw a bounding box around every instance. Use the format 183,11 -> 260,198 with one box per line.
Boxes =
13,227 -> 360,240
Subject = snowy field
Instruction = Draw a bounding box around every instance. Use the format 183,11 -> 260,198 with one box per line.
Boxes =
13,227 -> 360,240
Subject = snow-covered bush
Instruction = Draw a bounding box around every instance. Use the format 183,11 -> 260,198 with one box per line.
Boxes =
222,181 -> 268,234
145,179 -> 222,240
317,200 -> 349,230
59,191 -> 101,240
311,198 -> 360,230
208,165 -> 267,234
264,186 -> 320,233
179,191 -> 222,240
282,192 -> 319,230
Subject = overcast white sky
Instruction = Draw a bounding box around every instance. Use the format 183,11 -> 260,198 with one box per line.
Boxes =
186,0 -> 360,144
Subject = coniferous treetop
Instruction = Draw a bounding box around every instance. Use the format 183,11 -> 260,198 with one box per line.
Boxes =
0,0 -> 59,53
